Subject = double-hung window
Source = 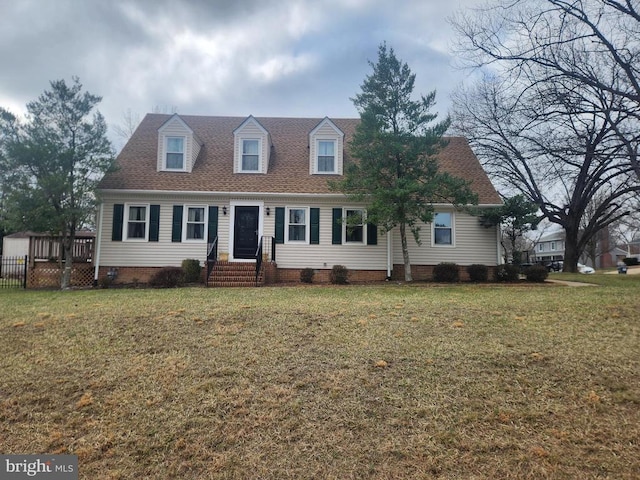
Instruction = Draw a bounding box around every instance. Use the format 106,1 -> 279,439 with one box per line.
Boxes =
241,139 -> 260,172
185,206 -> 206,241
166,137 -> 185,170
344,209 -> 364,243
317,140 -> 336,173
287,207 -> 308,243
433,212 -> 453,245
126,205 -> 148,240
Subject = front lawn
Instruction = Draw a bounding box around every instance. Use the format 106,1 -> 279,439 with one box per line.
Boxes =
1,280 -> 639,479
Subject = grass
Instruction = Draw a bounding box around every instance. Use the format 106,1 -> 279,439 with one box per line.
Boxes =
1,277 -> 639,479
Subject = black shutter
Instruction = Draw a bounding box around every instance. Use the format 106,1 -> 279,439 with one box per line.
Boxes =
310,208 -> 320,245
208,206 -> 219,243
332,208 -> 342,245
112,204 -> 124,241
149,205 -> 160,242
275,207 -> 285,244
367,223 -> 377,245
172,205 -> 183,242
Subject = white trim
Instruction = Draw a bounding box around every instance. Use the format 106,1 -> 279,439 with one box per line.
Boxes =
182,205 -> 208,243
314,138 -> 338,174
431,211 -> 455,247
284,206 -> 310,244
123,203 -> 150,242
342,207 -> 366,245
94,202 -> 104,281
163,136 -> 186,171
228,200 -> 264,262
239,137 -> 262,173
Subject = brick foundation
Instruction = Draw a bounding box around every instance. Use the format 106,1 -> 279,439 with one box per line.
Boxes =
392,264 -> 497,282
97,266 -> 167,285
272,267 -> 387,284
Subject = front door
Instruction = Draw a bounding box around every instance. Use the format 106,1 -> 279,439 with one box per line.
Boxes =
233,206 -> 259,259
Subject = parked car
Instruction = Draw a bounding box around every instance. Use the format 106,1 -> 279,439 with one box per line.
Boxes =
546,261 -> 563,272
577,263 -> 595,274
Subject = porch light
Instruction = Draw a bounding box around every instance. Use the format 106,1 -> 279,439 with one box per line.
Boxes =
266,207 -> 270,216
223,206 -> 227,215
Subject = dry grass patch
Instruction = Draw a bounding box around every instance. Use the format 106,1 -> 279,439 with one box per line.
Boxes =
1,280 -> 639,479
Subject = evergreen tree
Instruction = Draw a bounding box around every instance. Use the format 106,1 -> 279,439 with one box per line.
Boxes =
333,44 -> 477,281
0,78 -> 114,288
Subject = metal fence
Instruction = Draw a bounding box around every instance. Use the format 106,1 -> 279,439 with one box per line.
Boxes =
0,256 -> 28,289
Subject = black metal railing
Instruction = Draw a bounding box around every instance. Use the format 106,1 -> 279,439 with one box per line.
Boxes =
0,256 -> 28,289
205,237 -> 218,287
255,236 -> 276,286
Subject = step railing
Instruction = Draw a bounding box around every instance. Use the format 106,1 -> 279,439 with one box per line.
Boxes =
255,236 -> 276,286
205,237 -> 218,287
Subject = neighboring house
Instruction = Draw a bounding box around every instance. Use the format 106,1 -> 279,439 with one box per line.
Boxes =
2,232 -> 31,258
532,228 -> 624,268
94,114 -> 502,285
532,231 -> 565,264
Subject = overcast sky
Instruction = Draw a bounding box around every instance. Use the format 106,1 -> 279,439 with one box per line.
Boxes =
0,0 -> 483,149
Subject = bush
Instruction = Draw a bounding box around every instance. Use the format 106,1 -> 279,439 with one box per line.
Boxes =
525,265 -> 549,282
149,267 -> 184,288
300,268 -> 315,284
467,264 -> 488,282
496,264 -> 520,282
623,257 -> 639,266
329,265 -> 349,285
433,263 -> 459,283
181,259 -> 202,283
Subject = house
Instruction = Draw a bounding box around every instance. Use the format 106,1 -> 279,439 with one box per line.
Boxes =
94,114 -> 502,285
532,228 -> 625,268
532,231 -> 565,264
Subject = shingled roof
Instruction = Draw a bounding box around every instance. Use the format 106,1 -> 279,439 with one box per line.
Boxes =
99,114 -> 501,204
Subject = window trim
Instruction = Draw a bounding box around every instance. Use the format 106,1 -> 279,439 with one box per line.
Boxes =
315,139 -> 337,174
342,208 -> 366,244
124,203 -> 150,242
182,205 -> 208,243
432,211 -> 455,247
164,136 -> 186,171
285,206 -> 309,244
240,138 -> 262,173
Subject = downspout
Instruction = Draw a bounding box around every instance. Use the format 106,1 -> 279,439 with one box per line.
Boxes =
496,223 -> 502,264
93,202 -> 104,286
386,230 -> 393,279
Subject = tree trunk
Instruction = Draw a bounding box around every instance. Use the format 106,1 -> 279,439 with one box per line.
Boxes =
563,223 -> 580,273
400,222 -> 413,282
61,233 -> 75,290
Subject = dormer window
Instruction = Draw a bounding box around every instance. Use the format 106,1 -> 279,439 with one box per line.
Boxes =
317,140 -> 336,173
242,139 -> 260,172
166,137 -> 185,170
309,117 -> 344,175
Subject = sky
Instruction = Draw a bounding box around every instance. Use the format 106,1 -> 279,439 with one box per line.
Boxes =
0,0 -> 484,149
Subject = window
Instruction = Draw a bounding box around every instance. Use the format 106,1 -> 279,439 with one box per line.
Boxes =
551,241 -> 556,250
126,205 -> 148,240
184,206 -> 206,241
538,243 -> 545,252
433,212 -> 453,245
344,209 -> 364,243
242,139 -> 260,172
166,137 -> 184,170
287,207 -> 308,243
317,140 -> 336,173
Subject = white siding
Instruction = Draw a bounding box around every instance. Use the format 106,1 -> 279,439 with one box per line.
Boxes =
392,210 -> 499,266
2,237 -> 29,257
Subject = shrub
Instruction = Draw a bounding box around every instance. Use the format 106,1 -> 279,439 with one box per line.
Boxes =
181,259 -> 202,283
149,267 -> 184,288
300,268 -> 315,284
496,264 -> 520,282
623,257 -> 639,266
433,263 -> 459,283
467,264 -> 488,282
525,265 -> 549,283
329,265 -> 349,285
98,276 -> 112,289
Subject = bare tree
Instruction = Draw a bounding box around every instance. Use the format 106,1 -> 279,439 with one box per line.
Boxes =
452,71 -> 639,272
451,0 -> 640,179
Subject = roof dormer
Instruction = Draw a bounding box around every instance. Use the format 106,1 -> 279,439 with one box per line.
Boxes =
233,116 -> 271,174
157,114 -> 202,173
309,117 -> 344,175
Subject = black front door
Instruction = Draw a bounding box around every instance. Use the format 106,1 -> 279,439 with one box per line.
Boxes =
233,206 -> 259,259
